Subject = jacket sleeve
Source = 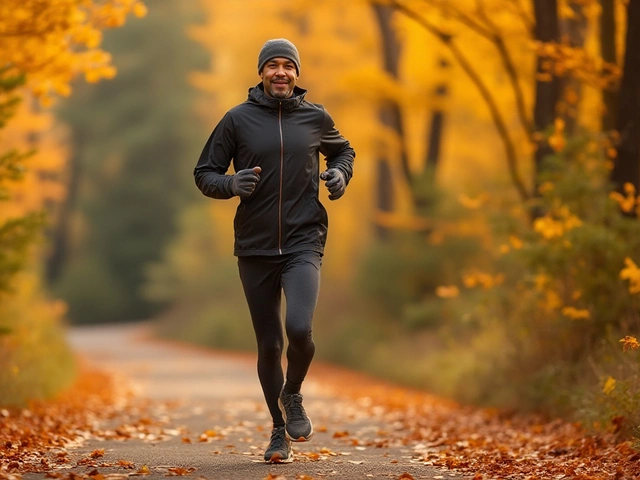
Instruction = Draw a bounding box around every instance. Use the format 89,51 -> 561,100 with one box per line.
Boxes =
319,109 -> 355,185
193,112 -> 237,199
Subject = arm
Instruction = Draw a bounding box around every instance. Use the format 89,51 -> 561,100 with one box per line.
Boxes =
319,109 -> 355,200
194,112 -> 237,199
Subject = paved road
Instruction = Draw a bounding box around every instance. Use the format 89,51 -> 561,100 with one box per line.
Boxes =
25,323 -> 466,480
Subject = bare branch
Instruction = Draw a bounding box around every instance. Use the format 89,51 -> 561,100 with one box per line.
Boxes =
389,0 -> 531,202
474,0 -> 535,138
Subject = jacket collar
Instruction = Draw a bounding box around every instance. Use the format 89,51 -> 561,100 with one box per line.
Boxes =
247,83 -> 307,112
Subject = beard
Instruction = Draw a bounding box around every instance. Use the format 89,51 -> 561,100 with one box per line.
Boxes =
269,82 -> 292,99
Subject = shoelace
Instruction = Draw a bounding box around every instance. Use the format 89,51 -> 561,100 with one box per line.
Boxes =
283,395 -> 306,420
270,427 -> 288,449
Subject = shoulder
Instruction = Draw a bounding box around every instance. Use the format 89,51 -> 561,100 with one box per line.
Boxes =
216,102 -> 261,128
227,101 -> 256,118
299,100 -> 333,124
300,99 -> 326,113
302,101 -> 338,131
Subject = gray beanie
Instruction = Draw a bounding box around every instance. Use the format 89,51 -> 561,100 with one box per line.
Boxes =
257,38 -> 301,75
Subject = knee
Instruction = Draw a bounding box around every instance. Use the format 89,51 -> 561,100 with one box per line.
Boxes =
257,340 -> 283,363
287,325 -> 313,350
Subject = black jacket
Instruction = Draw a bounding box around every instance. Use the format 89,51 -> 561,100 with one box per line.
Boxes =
194,84 -> 355,256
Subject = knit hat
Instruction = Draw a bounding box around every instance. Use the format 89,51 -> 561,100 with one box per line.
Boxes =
257,38 -> 301,75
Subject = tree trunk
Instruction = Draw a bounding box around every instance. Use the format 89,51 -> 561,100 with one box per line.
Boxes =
372,3 -> 407,237
45,136 -> 83,283
424,58 -> 449,174
611,0 -> 640,199
416,58 -> 449,209
560,1 -> 587,135
600,0 -> 617,132
532,0 -> 560,207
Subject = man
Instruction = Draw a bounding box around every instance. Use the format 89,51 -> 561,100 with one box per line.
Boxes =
193,38 -> 355,463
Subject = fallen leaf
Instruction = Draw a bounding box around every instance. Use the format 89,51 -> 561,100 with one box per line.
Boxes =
166,467 -> 196,476
263,474 -> 287,480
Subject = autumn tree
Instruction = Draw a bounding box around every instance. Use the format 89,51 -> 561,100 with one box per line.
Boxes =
600,0 -> 617,131
532,0 -> 560,209
50,0 -> 207,323
371,3 -> 450,238
611,0 -> 640,198
0,0 -> 146,405
372,3 -> 402,238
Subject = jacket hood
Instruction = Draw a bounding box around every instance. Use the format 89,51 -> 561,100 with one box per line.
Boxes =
247,83 -> 307,112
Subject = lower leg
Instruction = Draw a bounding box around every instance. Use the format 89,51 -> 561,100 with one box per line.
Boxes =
282,252 -> 321,393
238,257 -> 287,428
256,341 -> 285,427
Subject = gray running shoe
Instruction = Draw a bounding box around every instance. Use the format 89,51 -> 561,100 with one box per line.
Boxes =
278,390 -> 314,442
264,426 -> 293,463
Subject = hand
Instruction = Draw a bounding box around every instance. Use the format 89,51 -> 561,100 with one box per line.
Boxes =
320,168 -> 346,200
231,166 -> 261,197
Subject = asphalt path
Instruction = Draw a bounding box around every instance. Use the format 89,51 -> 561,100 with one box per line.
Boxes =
24,323 -> 467,480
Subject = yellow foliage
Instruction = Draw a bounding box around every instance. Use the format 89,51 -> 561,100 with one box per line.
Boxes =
602,376 -> 616,395
0,0 -> 146,105
509,235 -> 523,250
620,257 -> 640,294
548,118 -> 566,153
0,99 -> 69,224
538,181 -> 555,194
619,336 -> 640,352
0,0 -> 144,402
542,289 -> 563,312
462,271 -> 504,290
435,285 -> 460,298
0,271 -> 74,405
533,40 -> 621,90
534,274 -> 550,291
533,206 -> 583,240
609,183 -> 640,215
561,306 -> 590,320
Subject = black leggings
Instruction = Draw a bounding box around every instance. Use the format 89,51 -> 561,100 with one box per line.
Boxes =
237,251 -> 321,427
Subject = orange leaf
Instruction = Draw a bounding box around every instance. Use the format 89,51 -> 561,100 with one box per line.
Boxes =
89,449 -> 105,459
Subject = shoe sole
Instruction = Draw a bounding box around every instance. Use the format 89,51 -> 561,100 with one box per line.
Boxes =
265,452 -> 293,464
278,398 -> 314,442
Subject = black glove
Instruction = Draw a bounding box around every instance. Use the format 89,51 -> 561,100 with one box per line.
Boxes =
231,166 -> 261,197
320,168 -> 346,200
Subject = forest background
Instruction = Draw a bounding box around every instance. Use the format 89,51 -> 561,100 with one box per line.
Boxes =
2,0 -> 640,440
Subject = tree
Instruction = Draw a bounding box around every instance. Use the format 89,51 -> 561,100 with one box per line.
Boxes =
0,0 -> 146,405
371,3 -> 450,235
600,0 -> 617,132
611,0 -> 640,198
0,0 -> 146,295
532,0 -> 560,209
51,0 -> 208,323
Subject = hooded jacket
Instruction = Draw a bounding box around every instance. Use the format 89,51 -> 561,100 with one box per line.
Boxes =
194,84 -> 355,257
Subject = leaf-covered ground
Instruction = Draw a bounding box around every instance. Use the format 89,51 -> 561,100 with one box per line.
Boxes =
1,330 -> 639,480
